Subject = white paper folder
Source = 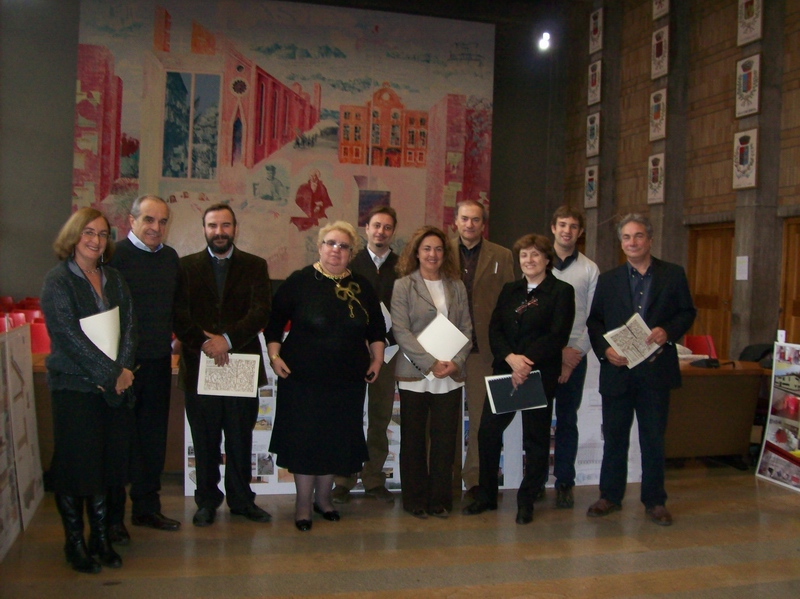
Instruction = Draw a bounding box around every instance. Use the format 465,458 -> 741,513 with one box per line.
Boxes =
415,312 -> 470,362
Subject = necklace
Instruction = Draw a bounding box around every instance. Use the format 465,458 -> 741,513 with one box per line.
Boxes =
314,261 -> 350,281
313,262 -> 368,321
81,266 -> 101,275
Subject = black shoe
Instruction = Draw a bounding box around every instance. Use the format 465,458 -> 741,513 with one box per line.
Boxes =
515,505 -> 533,525
295,519 -> 312,532
555,483 -> 574,509
428,507 -> 449,519
192,506 -> 216,527
406,508 -> 428,519
131,512 -> 181,531
313,503 -> 341,521
108,522 -> 131,545
86,495 -> 122,568
462,500 -> 497,515
230,503 -> 272,523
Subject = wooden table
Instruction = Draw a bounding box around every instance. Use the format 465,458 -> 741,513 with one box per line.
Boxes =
665,360 -> 768,463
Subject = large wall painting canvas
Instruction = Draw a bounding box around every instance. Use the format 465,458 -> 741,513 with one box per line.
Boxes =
73,1 -> 495,279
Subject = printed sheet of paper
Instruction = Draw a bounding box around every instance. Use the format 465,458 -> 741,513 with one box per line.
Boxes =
79,306 -> 120,360
603,313 -> 659,368
198,353 -> 260,397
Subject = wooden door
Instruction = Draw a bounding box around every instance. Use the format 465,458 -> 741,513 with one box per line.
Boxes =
780,217 -> 800,344
687,223 -> 734,359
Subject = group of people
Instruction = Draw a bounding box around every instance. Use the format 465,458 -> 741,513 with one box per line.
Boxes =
40,194 -> 695,575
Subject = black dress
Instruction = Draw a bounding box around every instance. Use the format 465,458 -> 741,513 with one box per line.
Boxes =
266,264 -> 385,475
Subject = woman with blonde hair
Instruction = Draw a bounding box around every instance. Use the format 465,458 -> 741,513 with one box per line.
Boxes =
266,221 -> 385,531
41,207 -> 137,572
391,226 -> 472,518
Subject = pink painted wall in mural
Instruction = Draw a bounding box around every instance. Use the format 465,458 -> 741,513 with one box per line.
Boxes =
73,0 -> 495,279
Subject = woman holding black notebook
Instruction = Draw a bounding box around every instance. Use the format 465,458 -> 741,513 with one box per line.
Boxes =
462,233 -> 574,524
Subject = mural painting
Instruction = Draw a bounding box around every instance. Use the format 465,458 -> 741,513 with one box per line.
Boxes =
73,0 -> 495,279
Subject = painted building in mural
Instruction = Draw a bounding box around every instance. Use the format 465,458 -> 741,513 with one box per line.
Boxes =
73,44 -> 123,207
339,83 -> 427,168
138,6 -> 320,198
425,94 -> 492,233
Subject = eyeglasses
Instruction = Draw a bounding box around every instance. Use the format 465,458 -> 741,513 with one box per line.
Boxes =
82,230 -> 110,240
322,240 -> 352,251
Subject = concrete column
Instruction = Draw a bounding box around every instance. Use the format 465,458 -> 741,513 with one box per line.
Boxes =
729,0 -> 785,358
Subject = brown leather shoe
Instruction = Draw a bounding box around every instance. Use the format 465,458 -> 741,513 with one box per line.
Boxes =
645,505 -> 673,526
586,498 -> 621,518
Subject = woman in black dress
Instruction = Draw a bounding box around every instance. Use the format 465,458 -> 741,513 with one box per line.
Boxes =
266,221 -> 385,531
462,233 -> 574,525
40,207 -> 137,573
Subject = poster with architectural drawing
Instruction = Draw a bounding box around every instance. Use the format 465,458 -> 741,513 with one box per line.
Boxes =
197,353 -> 260,397
756,343 -> 800,494
74,1 -> 495,280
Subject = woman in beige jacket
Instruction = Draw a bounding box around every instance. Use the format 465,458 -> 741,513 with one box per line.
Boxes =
391,226 -> 472,518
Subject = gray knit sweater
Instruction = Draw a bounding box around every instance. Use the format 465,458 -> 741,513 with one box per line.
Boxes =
40,260 -> 137,400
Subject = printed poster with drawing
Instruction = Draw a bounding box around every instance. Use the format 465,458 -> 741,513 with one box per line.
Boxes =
603,313 -> 659,368
756,342 -> 800,494
197,353 -> 260,398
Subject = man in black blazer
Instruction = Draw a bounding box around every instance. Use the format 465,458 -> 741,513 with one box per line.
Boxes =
586,214 -> 696,526
174,204 -> 272,527
332,206 -> 399,504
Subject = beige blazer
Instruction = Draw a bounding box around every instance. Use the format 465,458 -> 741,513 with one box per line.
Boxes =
391,270 -> 473,382
450,237 -> 515,367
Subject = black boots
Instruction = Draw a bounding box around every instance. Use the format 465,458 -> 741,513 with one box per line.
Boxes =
55,494 -> 100,574
86,494 -> 123,568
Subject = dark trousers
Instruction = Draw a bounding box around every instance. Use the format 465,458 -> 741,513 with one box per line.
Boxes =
553,355 -> 588,487
599,374 -> 670,508
127,356 -> 173,516
398,387 -> 461,512
477,394 -> 554,509
184,390 -> 259,511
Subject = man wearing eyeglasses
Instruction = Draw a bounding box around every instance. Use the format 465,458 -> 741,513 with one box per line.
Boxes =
174,204 -> 272,527
586,213 -> 696,526
105,195 -> 181,544
332,206 -> 399,505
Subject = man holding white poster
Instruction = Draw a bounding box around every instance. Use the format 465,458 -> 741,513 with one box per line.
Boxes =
586,214 -> 695,526
174,204 -> 272,527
